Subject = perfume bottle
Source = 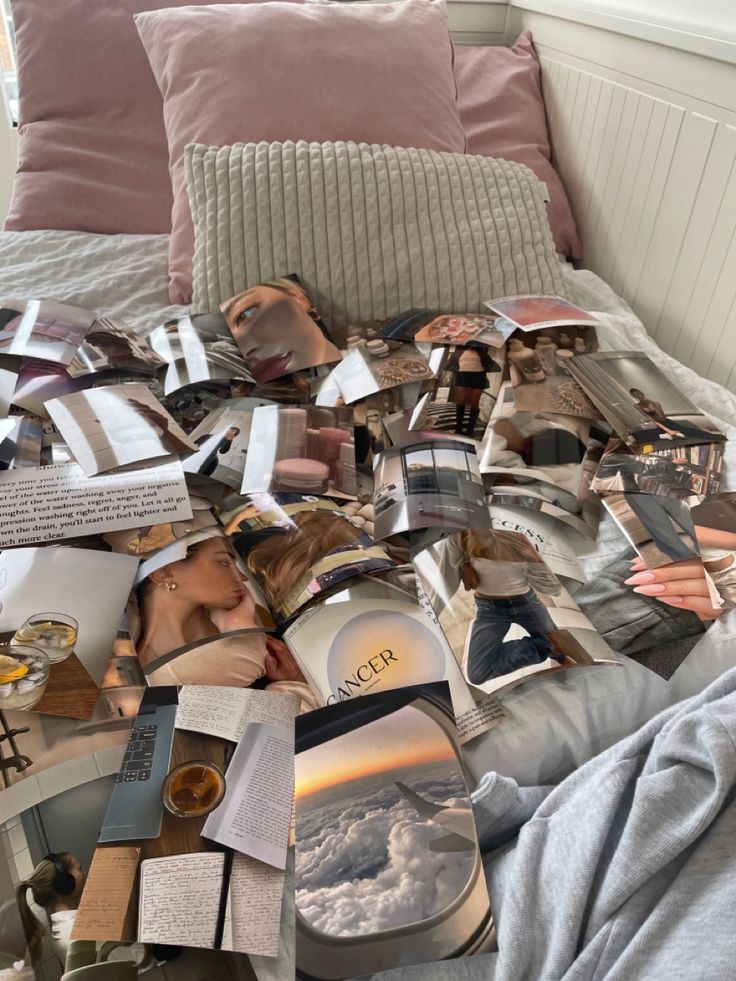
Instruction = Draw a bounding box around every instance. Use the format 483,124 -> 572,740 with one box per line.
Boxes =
507,338 -> 545,382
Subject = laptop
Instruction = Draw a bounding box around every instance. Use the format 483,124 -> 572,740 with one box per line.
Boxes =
98,686 -> 178,843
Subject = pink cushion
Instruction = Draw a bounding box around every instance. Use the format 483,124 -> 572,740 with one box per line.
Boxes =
454,34 -> 582,259
134,0 -> 466,304
4,0 -> 305,236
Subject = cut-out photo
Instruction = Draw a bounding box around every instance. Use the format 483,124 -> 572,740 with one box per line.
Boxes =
295,683 -> 491,978
486,294 -> 600,331
78,686 -> 295,955
562,351 -> 725,451
409,343 -> 504,439
379,309 -> 505,348
45,382 -> 197,476
221,275 -> 341,384
591,437 -> 723,503
414,530 -> 611,695
0,415 -> 43,470
330,342 -> 434,404
373,439 -> 489,540
507,336 -> 602,419
147,312 -> 250,395
184,399 -> 274,489
602,491 -> 701,569
479,412 -> 591,501
0,546 -> 139,720
242,405 -> 357,499
223,493 -> 398,624
0,300 -> 95,365
67,317 -> 164,377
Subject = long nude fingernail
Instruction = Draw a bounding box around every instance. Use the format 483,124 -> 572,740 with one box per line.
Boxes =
624,572 -> 656,585
633,584 -> 666,595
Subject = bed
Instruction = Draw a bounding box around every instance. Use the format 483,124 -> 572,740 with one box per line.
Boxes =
1,1 -> 735,979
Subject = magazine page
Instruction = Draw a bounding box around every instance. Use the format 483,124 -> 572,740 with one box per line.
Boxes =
330,342 -> 434,405
295,682 -> 491,978
0,460 -> 192,548
222,493 -> 397,623
282,576 -> 482,735
562,351 -> 725,451
373,439 -> 490,540
147,312 -> 250,395
0,546 -> 139,719
413,530 -> 613,697
220,275 -> 341,383
408,343 -> 504,439
487,485 -> 598,538
202,720 -> 294,869
488,503 -> 587,585
242,404 -> 358,499
691,494 -> 736,608
0,299 -> 96,364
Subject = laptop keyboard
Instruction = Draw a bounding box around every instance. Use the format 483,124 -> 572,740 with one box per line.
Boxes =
116,722 -> 158,782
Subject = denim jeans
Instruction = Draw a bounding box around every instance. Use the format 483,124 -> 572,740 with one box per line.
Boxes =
467,592 -> 556,684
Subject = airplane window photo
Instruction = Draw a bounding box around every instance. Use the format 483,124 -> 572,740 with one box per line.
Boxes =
295,703 -> 476,939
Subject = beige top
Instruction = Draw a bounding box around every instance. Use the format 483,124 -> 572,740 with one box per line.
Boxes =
458,348 -> 483,371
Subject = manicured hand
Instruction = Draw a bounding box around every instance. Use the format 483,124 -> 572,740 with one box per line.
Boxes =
209,585 -> 257,632
624,556 -> 724,621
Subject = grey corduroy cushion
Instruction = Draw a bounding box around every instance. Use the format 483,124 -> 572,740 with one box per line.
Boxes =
185,140 -> 567,328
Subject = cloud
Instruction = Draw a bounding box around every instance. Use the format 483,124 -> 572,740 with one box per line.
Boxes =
296,767 -> 475,937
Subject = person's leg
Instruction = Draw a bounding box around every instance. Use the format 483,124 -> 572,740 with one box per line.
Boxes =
466,596 -> 553,684
455,404 -> 465,433
506,592 -> 558,658
624,493 -> 696,562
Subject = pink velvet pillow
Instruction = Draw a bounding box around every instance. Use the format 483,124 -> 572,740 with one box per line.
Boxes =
4,0 -> 306,236
454,34 -> 581,259
134,0 -> 466,304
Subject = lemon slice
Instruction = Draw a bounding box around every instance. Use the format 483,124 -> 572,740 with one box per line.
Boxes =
0,655 -> 29,685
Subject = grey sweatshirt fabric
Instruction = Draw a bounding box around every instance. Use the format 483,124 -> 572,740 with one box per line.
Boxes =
376,667 -> 736,981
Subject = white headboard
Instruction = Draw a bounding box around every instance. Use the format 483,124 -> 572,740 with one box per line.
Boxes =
1,0 -> 735,392
507,0 -> 736,392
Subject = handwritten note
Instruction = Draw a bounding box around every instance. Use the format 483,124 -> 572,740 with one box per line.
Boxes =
0,460 -> 192,547
175,686 -> 300,743
71,846 -> 140,942
138,852 -> 223,948
222,854 -> 284,956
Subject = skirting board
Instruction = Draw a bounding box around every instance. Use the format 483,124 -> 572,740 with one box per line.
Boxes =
507,2 -> 736,393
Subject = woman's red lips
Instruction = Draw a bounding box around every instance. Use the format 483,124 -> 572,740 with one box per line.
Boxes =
249,352 -> 292,383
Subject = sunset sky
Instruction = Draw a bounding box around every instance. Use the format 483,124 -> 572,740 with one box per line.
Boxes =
295,704 -> 456,800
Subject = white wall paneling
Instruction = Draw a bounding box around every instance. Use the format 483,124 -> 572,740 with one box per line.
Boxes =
507,0 -> 736,392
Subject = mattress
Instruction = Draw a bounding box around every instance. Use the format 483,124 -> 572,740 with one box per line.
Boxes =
1,228 -> 735,787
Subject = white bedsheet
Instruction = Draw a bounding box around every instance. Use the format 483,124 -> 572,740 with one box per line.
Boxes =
1,229 -> 735,786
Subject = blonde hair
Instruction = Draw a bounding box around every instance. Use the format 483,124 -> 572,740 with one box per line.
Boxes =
461,529 -> 543,564
15,852 -> 75,962
245,510 -> 363,609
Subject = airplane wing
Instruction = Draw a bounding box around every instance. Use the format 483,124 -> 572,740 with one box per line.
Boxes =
428,833 -> 476,853
395,781 -> 448,819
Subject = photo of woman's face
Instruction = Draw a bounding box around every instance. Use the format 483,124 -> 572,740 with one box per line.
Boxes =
168,538 -> 249,610
222,284 -> 339,384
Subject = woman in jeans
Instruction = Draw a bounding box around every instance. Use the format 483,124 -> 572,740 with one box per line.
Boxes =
438,529 -> 567,683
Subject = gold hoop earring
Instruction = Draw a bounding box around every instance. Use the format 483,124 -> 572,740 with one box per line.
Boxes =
160,582 -> 177,591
